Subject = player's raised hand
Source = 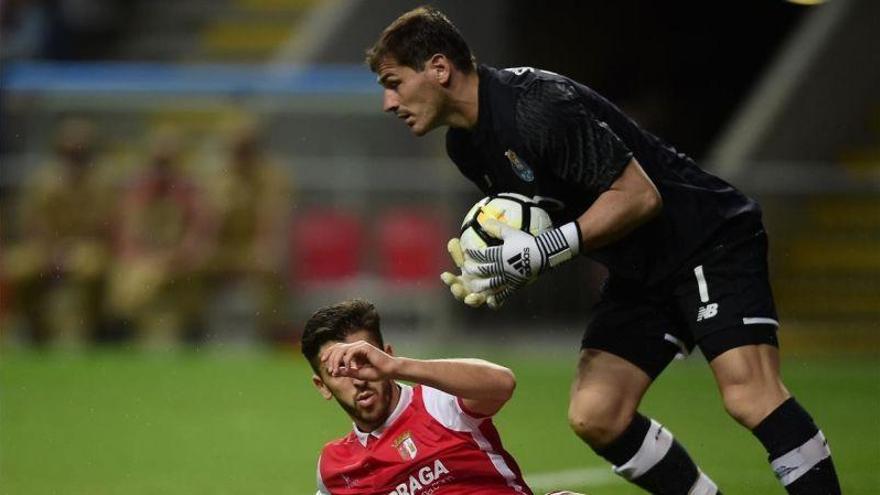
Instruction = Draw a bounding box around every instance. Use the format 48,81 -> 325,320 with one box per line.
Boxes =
463,218 -> 581,300
320,340 -> 396,381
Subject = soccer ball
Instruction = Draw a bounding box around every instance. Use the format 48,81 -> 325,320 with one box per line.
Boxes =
458,193 -> 553,253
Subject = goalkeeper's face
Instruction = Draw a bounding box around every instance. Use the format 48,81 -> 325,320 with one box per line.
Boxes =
377,57 -> 446,137
313,332 -> 397,432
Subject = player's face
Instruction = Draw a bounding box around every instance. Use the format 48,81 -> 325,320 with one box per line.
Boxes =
313,331 -> 397,432
377,57 -> 445,137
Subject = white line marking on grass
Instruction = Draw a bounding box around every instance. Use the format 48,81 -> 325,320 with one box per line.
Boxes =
526,467 -> 619,491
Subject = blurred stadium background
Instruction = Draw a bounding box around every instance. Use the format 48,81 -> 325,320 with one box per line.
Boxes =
0,0 -> 877,493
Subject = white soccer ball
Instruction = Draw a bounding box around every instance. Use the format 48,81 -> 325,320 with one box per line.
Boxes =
459,193 -> 553,253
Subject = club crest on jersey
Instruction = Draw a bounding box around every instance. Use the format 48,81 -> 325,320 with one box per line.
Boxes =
505,149 -> 535,182
393,431 -> 418,461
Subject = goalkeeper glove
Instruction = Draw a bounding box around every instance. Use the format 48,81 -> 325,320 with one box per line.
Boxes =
440,238 -> 503,309
463,218 -> 581,305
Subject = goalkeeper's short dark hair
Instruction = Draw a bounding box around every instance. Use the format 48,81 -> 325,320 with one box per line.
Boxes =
366,6 -> 476,74
301,299 -> 383,374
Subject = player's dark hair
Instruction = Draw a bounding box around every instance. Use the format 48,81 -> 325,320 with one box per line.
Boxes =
366,6 -> 476,74
301,299 -> 383,374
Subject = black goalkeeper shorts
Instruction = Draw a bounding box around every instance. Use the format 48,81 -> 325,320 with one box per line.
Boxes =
582,228 -> 779,380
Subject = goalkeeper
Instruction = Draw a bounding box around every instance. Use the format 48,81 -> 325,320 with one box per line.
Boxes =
365,6 -> 841,495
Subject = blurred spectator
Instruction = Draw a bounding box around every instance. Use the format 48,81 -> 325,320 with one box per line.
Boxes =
44,0 -> 128,60
1,0 -> 51,60
107,127 -> 214,348
1,0 -> 129,61
203,119 -> 292,344
3,117 -> 116,346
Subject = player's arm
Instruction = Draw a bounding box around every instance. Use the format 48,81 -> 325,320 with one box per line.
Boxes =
522,82 -> 661,249
465,156 -> 660,281
574,156 -> 661,251
393,357 -> 516,416
322,341 -> 515,416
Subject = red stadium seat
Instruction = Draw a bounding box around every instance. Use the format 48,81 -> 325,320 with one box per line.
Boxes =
376,209 -> 446,284
289,207 -> 453,336
290,208 -> 364,284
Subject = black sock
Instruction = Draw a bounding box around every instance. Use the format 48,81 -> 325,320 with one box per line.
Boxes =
752,398 -> 841,494
595,413 -> 720,495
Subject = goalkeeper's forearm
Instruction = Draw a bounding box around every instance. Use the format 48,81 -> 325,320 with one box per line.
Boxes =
390,357 -> 515,402
577,158 -> 662,251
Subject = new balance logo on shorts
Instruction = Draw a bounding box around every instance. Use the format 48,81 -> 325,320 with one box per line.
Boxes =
697,303 -> 718,322
507,250 -> 531,277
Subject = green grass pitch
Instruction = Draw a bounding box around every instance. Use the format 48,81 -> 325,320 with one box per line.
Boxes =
1,348 -> 877,494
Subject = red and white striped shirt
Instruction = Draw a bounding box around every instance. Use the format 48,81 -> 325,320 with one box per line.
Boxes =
316,383 -> 532,495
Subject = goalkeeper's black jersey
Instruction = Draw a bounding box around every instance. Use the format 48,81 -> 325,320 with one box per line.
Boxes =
446,65 -> 761,285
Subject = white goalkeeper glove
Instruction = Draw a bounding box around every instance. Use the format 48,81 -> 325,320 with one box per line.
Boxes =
463,218 -> 581,305
440,238 -> 503,309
